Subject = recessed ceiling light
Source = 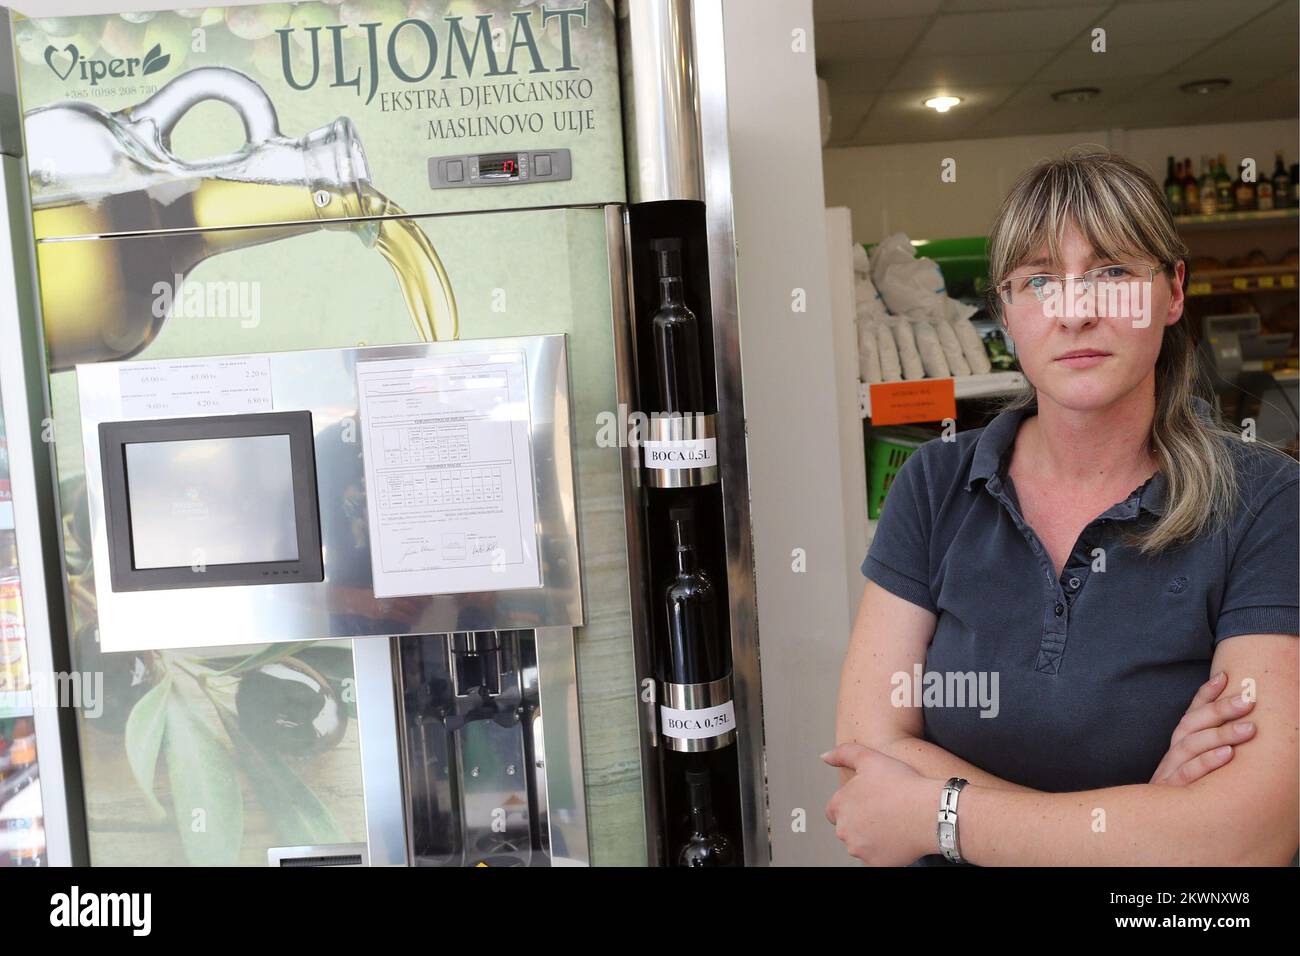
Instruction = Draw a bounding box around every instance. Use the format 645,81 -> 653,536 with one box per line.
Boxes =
1178,78 -> 1231,95
1051,87 -> 1100,103
924,95 -> 962,113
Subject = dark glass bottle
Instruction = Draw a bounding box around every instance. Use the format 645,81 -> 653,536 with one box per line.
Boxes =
650,238 -> 704,415
675,768 -> 736,866
1163,156 -> 1181,214
664,507 -> 725,685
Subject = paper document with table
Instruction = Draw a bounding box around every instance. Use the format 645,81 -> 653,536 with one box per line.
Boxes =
356,352 -> 542,599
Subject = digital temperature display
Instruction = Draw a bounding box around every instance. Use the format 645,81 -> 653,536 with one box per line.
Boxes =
479,153 -> 522,179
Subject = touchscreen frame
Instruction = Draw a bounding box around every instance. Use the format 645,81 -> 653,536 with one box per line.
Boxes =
98,411 -> 324,592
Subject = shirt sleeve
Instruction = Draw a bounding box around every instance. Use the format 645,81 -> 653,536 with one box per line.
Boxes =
861,446 -> 936,614
1216,478 -> 1300,644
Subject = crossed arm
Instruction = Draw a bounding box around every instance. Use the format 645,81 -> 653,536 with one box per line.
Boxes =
827,580 -> 1299,866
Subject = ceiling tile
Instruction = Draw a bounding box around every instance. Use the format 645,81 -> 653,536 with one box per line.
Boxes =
1094,0 -> 1276,44
885,49 -> 1056,91
1035,41 -> 1210,83
814,17 -> 931,61
1173,15 -> 1299,77
939,0 -> 1109,10
813,0 -> 942,21
913,6 -> 1108,55
826,94 -> 877,146
852,85 -> 1018,146
818,57 -> 905,94
1188,68 -> 1299,126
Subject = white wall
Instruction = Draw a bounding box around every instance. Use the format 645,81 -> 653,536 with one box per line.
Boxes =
723,0 -> 857,867
824,118 -> 1300,243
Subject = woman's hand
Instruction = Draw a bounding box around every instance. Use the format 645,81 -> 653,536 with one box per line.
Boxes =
1149,671 -> 1258,786
822,743 -> 939,866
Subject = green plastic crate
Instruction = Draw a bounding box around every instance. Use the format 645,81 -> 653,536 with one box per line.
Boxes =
867,426 -> 934,519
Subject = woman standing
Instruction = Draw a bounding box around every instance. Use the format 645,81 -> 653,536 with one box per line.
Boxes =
826,149 -> 1298,866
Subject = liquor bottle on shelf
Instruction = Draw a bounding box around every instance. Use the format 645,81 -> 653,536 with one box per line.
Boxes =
1234,160 -> 1256,211
1181,156 -> 1199,215
1291,163 -> 1299,207
1214,154 -> 1233,211
1164,157 -> 1182,215
675,768 -> 736,866
1272,151 -> 1290,208
1256,168 -> 1275,211
1198,157 -> 1217,216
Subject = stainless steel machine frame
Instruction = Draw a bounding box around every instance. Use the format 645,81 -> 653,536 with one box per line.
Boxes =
618,0 -> 769,864
0,6 -> 87,866
76,336 -> 582,652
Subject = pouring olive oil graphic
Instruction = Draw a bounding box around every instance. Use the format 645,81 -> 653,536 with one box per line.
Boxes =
26,66 -> 458,369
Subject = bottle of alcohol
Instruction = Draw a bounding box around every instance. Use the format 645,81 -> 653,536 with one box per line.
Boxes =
1256,168 -> 1275,210
1182,156 -> 1199,215
675,768 -> 736,866
1199,157 -> 1217,216
663,507 -> 727,691
1164,156 -> 1183,215
1234,157 -> 1256,211
1215,154 -> 1233,211
650,238 -> 704,415
1291,163 -> 1299,207
1271,151 -> 1290,208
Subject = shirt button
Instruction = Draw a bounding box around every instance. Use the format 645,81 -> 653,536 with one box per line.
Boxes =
1054,603 -> 1064,616
1067,576 -> 1081,589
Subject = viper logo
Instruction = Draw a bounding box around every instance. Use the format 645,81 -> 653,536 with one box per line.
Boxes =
44,43 -> 79,80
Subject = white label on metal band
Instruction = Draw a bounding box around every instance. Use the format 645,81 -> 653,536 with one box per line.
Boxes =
660,699 -> 735,740
119,357 -> 273,417
643,437 -> 717,470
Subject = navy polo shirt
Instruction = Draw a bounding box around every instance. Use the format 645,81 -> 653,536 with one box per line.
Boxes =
862,399 -> 1298,861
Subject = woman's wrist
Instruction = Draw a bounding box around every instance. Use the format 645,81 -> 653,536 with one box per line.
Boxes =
913,775 -> 947,861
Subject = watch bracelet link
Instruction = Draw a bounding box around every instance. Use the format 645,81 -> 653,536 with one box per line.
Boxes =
936,777 -> 968,864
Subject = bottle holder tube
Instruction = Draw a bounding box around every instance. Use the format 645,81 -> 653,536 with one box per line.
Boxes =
643,412 -> 718,488
659,673 -> 735,752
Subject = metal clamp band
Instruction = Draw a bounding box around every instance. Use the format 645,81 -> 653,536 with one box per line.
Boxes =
643,412 -> 718,488
659,673 -> 735,751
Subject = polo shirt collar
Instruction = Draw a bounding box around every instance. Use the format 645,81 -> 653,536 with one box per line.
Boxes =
963,396 -> 1215,518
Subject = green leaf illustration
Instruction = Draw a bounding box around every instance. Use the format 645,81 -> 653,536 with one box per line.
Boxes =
214,702 -> 345,848
211,641 -> 314,677
142,44 -> 171,76
123,673 -> 172,819
163,693 -> 244,866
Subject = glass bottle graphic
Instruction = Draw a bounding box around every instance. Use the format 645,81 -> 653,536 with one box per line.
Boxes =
25,66 -> 459,369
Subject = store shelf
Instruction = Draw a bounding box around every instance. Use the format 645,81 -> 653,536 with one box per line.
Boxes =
1175,207 -> 1299,232
859,371 -> 1027,419
1186,264 -> 1299,297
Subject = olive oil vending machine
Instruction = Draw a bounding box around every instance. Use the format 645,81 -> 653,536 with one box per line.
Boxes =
0,0 -> 764,867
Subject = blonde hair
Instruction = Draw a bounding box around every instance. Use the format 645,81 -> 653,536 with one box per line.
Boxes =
986,146 -> 1269,555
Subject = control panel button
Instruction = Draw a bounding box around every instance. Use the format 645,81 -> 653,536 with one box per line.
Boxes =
446,160 -> 464,183
534,153 -> 553,177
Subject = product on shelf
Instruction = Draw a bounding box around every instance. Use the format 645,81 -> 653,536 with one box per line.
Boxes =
854,236 -> 993,384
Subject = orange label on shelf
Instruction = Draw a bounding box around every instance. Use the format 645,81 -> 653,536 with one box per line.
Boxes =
869,379 -> 957,425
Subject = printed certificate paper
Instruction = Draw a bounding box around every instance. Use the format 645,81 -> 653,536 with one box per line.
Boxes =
355,351 -> 541,599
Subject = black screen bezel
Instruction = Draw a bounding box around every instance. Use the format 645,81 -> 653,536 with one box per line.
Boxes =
99,411 -> 324,592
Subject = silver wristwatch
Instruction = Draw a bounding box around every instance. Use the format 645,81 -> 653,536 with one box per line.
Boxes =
936,777 -> 968,864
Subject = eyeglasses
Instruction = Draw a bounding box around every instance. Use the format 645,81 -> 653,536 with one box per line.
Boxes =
996,263 -> 1165,309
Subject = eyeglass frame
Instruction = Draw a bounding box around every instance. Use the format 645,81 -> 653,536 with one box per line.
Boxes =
994,262 -> 1170,309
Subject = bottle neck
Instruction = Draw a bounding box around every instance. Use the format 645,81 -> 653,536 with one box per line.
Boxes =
687,779 -> 716,834
675,540 -> 696,576
659,275 -> 684,307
